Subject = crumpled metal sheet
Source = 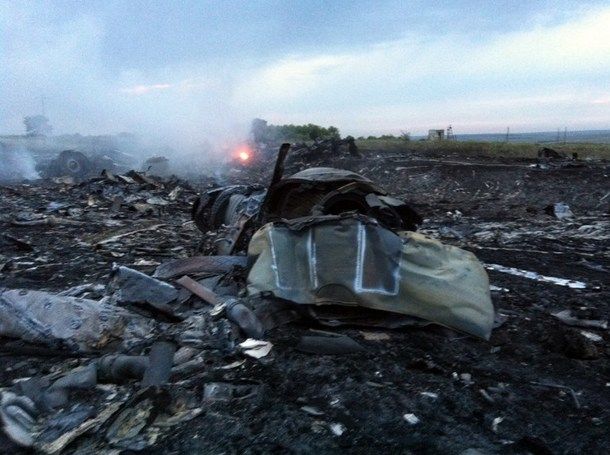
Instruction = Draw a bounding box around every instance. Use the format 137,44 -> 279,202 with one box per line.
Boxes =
0,288 -> 156,352
108,265 -> 180,319
192,167 -> 422,255
246,215 -> 494,339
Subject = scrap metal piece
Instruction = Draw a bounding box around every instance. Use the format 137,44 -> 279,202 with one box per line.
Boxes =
141,341 -> 176,387
175,275 -> 221,306
109,265 -> 179,319
485,264 -> 587,289
95,224 -> 167,247
191,185 -> 264,234
192,157 -> 421,254
551,310 -> 608,329
249,298 -> 302,331
36,401 -> 123,454
153,255 -> 247,279
203,382 -> 261,401
263,166 -> 421,229
268,143 -> 291,188
305,305 -> 430,329
296,335 -> 365,355
103,388 -> 170,450
247,214 -> 494,339
544,202 -> 574,219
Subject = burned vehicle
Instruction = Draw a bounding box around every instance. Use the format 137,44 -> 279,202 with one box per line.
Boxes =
193,144 -> 494,339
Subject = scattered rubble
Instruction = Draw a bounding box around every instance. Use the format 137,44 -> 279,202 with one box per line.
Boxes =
0,144 -> 608,453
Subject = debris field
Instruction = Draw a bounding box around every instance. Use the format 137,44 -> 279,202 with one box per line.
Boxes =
0,146 -> 608,454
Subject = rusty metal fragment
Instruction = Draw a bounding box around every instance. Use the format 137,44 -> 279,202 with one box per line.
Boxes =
175,276 -> 221,306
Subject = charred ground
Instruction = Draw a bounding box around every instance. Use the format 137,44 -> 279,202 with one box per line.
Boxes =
1,147 -> 608,454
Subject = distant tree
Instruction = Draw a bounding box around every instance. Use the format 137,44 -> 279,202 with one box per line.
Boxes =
327,126 -> 340,139
400,131 -> 411,141
367,135 -> 377,140
24,115 -> 52,136
378,134 -> 396,140
307,123 -> 323,141
251,118 -> 269,143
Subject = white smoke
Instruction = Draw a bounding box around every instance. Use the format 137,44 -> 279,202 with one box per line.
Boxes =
0,5 -> 253,167
0,145 -> 40,182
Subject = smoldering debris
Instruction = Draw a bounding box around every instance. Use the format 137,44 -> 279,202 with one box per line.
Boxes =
0,143 -> 608,453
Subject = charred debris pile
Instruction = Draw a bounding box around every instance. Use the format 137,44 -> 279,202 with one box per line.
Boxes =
0,143 -> 608,453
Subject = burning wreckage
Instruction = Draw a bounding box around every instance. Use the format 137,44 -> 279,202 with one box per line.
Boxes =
0,143 -> 497,451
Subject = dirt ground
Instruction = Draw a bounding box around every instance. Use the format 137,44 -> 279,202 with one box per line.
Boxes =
1,149 -> 608,454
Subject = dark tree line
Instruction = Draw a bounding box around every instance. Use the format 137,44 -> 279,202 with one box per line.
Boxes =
251,118 -> 341,143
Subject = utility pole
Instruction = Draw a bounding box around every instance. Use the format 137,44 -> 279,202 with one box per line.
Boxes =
505,127 -> 509,143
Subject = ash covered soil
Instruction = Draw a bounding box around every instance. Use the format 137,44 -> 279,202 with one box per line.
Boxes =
1,150 -> 609,454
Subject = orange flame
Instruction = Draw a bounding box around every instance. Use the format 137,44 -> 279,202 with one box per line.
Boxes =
235,145 -> 251,163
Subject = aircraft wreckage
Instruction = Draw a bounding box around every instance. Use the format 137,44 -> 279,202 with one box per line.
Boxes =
192,143 -> 494,339
0,143 -> 497,450
1,138 -> 608,452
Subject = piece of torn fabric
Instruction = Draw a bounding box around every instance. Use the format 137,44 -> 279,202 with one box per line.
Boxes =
0,288 -> 157,352
247,214 -> 494,339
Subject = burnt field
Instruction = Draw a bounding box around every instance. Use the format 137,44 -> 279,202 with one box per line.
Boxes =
1,148 -> 608,454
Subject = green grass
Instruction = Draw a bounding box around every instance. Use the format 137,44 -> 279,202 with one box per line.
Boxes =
356,139 -> 610,160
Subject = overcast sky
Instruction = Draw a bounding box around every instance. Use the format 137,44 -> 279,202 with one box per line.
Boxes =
1,0 -> 609,143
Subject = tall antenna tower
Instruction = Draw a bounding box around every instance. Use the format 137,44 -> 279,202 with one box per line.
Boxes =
446,125 -> 455,141
505,127 -> 510,142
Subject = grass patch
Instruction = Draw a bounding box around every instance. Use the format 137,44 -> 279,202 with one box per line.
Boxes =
356,139 -> 610,160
